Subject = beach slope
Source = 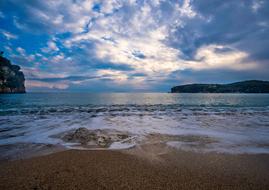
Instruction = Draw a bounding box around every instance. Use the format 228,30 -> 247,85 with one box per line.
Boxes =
1,149 -> 269,190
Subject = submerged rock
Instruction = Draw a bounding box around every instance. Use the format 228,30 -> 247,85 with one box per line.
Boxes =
0,53 -> 26,93
62,128 -> 96,145
97,135 -> 108,146
61,127 -> 131,148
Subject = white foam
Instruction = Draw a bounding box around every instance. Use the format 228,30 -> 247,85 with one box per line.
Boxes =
109,136 -> 138,150
1,107 -> 269,154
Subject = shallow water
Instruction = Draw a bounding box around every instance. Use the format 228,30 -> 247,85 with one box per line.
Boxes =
1,93 -> 269,157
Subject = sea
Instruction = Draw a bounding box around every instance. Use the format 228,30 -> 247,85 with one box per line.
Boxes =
1,93 -> 269,158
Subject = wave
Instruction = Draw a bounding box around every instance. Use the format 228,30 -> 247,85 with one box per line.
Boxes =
1,104 -> 269,156
1,104 -> 269,117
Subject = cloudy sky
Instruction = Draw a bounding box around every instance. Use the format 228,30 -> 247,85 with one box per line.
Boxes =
0,0 -> 269,92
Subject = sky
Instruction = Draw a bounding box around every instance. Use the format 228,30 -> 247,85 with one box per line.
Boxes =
0,0 -> 269,92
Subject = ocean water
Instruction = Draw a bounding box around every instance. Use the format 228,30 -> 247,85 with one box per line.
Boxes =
1,93 -> 269,156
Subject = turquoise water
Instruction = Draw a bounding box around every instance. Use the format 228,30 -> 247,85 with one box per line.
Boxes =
1,93 -> 269,156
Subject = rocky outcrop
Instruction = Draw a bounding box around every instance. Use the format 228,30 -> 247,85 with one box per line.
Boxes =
61,128 -> 130,148
171,80 -> 269,93
0,53 -> 26,93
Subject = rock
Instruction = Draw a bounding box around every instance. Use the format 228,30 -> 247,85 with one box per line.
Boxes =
63,127 -> 96,145
61,128 -> 131,148
97,136 -> 109,146
0,54 -> 26,93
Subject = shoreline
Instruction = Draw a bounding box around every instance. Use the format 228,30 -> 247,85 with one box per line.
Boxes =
1,145 -> 269,190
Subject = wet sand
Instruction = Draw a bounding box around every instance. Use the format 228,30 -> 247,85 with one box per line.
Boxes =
0,147 -> 269,190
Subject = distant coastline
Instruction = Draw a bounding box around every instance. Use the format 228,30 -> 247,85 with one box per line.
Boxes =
171,80 -> 269,93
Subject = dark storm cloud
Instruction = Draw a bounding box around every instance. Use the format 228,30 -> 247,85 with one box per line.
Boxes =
170,0 -> 269,62
27,76 -> 100,83
168,66 -> 269,86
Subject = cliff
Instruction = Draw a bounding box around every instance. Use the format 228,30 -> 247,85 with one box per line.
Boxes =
0,54 -> 26,93
171,80 -> 269,93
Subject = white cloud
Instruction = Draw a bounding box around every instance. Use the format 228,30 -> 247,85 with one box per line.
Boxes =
26,80 -> 69,90
41,40 -> 59,53
52,14 -> 64,25
16,47 -> 26,55
15,0 -> 101,34
4,46 -> 12,53
23,68 -> 66,79
0,11 -> 4,18
55,0 -> 257,87
11,47 -> 36,63
1,30 -> 18,40
63,1 -> 196,77
97,69 -> 128,83
100,0 -> 123,14
64,1 -> 253,74
93,30 -> 183,74
51,53 -> 65,62
251,0 -> 264,13
48,41 -> 59,51
176,0 -> 197,18
23,67 -> 71,90
190,45 -> 255,70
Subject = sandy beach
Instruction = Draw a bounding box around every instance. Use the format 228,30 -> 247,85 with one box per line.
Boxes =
1,145 -> 269,190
